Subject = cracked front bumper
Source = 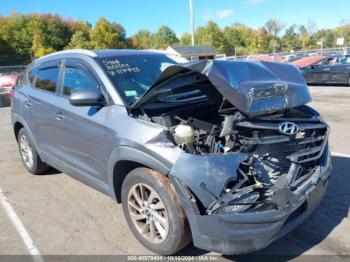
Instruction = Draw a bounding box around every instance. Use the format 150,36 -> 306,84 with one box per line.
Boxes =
171,156 -> 332,255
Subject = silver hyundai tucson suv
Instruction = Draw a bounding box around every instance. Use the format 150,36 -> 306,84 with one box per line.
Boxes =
11,49 -> 332,255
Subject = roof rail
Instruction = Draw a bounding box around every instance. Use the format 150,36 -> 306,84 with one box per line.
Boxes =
35,49 -> 97,62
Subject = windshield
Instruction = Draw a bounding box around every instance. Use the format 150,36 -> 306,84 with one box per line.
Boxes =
97,54 -> 185,104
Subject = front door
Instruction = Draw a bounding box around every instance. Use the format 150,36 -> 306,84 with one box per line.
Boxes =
51,59 -> 109,184
308,65 -> 331,84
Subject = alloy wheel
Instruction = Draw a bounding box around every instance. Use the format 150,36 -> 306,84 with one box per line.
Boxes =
20,135 -> 33,168
127,183 -> 169,244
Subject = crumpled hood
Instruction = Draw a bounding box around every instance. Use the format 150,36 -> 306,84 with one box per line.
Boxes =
131,59 -> 311,117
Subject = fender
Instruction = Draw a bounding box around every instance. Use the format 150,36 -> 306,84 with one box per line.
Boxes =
107,145 -> 171,201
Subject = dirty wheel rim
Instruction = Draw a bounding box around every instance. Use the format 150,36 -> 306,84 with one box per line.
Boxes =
127,183 -> 169,244
20,135 -> 33,168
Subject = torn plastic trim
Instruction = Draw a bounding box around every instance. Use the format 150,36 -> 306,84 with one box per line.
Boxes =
169,151 -> 249,208
206,164 -> 323,216
169,137 -> 329,214
207,145 -> 330,216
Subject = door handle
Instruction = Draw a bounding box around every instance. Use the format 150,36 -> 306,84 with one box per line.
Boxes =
24,101 -> 33,107
323,68 -> 330,71
55,112 -> 65,120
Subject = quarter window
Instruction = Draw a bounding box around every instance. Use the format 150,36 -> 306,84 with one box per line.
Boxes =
35,67 -> 59,92
28,69 -> 36,85
62,65 -> 99,96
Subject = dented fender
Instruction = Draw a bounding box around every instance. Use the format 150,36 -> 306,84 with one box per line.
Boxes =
169,152 -> 248,207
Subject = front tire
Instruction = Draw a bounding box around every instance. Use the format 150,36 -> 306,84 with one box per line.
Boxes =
121,168 -> 191,255
17,128 -> 48,174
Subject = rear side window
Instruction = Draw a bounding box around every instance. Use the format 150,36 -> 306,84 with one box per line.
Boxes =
35,67 -> 59,92
62,65 -> 99,96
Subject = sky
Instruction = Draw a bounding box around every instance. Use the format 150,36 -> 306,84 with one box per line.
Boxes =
1,0 -> 350,36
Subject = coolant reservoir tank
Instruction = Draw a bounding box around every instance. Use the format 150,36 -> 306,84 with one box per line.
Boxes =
173,124 -> 195,145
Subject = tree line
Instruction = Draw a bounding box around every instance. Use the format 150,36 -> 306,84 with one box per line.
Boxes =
1,12 -> 350,65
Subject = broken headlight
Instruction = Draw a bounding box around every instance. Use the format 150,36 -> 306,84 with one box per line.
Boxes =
208,192 -> 260,214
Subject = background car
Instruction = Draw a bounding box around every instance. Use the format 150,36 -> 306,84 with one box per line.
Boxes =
292,56 -> 350,85
0,73 -> 18,107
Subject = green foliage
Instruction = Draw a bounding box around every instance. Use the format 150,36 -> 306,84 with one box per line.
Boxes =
152,25 -> 178,49
256,28 -> 270,54
223,24 -> 245,54
298,25 -> 310,49
179,33 -> 192,46
66,30 -> 93,49
34,47 -> 55,58
66,19 -> 91,36
196,21 -> 225,53
130,30 -> 153,49
1,11 -> 350,65
265,19 -> 285,37
282,25 -> 302,51
222,24 -> 269,55
90,18 -> 127,49
310,29 -> 335,48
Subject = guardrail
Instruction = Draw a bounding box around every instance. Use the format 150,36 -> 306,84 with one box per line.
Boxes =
0,65 -> 26,74
220,47 -> 350,61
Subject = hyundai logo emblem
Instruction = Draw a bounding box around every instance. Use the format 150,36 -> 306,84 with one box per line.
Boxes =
278,122 -> 299,135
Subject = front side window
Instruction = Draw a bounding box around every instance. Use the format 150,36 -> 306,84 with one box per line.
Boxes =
35,67 -> 59,92
340,57 -> 350,64
97,54 -> 184,105
62,64 -> 99,96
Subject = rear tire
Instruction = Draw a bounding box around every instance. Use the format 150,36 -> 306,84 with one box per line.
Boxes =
121,168 -> 191,255
17,128 -> 48,174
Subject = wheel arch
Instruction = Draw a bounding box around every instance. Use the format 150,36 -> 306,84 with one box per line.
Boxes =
12,114 -> 39,150
14,121 -> 24,141
108,146 -> 171,203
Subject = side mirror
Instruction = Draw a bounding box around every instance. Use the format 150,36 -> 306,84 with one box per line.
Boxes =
69,89 -> 106,107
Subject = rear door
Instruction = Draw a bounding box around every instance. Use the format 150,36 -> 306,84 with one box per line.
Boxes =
28,61 -> 62,158
50,59 -> 109,183
303,66 -> 326,84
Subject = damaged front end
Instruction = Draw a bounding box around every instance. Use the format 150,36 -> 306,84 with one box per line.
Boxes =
167,105 -> 330,214
129,59 -> 332,254
206,109 -> 330,215
167,108 -> 331,254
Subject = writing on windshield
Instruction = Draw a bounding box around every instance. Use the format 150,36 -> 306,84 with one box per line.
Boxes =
98,54 -> 179,104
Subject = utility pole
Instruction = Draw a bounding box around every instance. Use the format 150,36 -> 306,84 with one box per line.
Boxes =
189,0 -> 195,46
272,28 -> 276,62
317,37 -> 323,57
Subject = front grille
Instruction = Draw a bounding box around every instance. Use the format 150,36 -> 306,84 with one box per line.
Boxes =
236,112 -> 328,189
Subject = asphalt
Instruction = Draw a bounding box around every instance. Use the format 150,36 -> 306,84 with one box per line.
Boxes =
0,86 -> 349,260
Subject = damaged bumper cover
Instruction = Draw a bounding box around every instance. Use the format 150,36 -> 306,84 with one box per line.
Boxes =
169,143 -> 331,255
